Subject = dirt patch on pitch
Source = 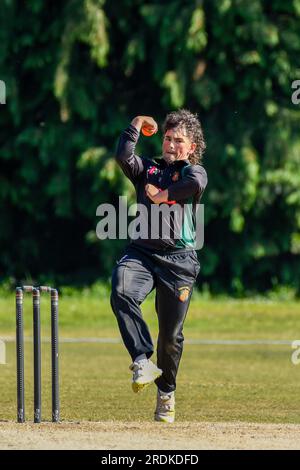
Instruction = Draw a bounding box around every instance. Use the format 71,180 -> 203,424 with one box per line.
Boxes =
1,421 -> 300,450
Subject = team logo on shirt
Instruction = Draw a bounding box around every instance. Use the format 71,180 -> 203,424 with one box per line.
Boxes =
172,171 -> 180,182
178,286 -> 191,302
147,166 -> 159,176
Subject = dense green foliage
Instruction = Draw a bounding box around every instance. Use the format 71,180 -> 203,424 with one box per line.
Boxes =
0,0 -> 300,294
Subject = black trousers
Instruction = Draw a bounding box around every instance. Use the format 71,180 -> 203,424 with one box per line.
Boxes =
110,244 -> 200,393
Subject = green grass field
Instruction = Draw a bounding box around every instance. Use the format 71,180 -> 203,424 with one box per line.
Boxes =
1,294 -> 300,424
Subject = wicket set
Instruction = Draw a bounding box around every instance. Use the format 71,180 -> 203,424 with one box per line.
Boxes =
16,286 -> 60,423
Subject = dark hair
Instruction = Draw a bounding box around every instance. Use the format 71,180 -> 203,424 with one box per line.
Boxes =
163,109 -> 206,165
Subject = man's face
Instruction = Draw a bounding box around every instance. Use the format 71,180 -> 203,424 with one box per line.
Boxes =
162,126 -> 196,164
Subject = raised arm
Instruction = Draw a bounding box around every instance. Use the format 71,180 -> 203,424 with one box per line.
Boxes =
116,116 -> 158,184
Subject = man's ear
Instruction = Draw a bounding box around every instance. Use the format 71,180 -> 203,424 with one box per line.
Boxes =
190,142 -> 197,154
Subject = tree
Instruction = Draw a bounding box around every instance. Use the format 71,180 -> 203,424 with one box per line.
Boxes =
0,0 -> 300,294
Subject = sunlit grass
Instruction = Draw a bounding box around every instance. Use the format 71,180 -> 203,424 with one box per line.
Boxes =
1,294 -> 300,340
1,342 -> 300,424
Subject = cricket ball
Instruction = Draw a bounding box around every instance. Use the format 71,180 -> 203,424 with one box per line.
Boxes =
141,125 -> 155,137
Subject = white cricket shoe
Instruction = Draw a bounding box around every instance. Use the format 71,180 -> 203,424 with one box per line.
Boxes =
129,359 -> 162,393
154,389 -> 175,423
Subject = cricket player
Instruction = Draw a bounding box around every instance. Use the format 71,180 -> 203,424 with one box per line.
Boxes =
111,109 -> 207,422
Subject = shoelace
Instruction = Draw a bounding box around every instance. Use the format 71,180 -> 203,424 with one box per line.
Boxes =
129,360 -> 149,377
129,360 -> 148,370
158,394 -> 174,412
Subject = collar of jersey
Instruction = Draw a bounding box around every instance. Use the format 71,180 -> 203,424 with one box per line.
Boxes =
153,157 -> 190,169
